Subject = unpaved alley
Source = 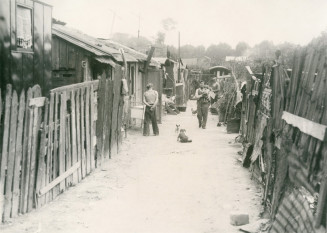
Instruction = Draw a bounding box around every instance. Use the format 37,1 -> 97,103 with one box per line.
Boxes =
1,101 -> 262,233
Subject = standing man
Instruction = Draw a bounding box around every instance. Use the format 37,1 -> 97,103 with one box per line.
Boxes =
195,80 -> 210,129
143,83 -> 159,136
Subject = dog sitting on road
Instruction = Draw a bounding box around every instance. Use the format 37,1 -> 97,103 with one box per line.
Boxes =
175,124 -> 180,134
177,129 -> 192,143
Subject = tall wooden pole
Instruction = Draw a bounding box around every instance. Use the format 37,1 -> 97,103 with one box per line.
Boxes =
178,31 -> 181,82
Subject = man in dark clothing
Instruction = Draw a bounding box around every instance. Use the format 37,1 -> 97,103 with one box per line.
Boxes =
143,83 -> 159,136
195,81 -> 210,129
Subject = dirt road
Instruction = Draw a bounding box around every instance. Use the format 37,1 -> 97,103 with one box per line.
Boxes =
1,101 -> 262,233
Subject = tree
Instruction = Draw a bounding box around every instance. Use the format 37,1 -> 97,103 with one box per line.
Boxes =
205,43 -> 233,64
52,18 -> 66,25
161,18 -> 177,31
111,32 -> 152,53
235,42 -> 250,56
249,40 -> 276,61
180,44 -> 195,58
195,45 -> 206,57
155,31 -> 166,45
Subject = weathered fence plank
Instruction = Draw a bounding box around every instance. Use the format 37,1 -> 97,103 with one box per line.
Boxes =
20,88 -> 32,214
46,93 -> 55,202
103,79 -> 110,159
75,89 -> 82,178
53,92 -> 60,197
27,100 -> 42,211
90,85 -> 95,171
70,90 -> 79,184
85,86 -> 91,174
4,91 -> 18,220
80,88 -> 86,177
35,98 -> 48,207
59,92 -> 67,192
96,76 -> 106,166
11,90 -> 26,217
0,85 -> 12,221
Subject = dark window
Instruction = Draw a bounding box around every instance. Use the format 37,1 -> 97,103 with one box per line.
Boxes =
16,5 -> 33,50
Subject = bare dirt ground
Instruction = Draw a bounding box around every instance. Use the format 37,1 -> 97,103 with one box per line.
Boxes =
1,101 -> 262,233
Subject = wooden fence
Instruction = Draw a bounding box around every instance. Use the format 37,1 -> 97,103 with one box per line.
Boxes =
239,38 -> 327,232
0,74 -> 124,222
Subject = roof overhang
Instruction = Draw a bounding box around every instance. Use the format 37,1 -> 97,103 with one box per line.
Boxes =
94,57 -> 117,67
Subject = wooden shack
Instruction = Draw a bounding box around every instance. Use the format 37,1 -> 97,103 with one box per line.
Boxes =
0,0 -> 52,95
52,25 -> 163,124
155,57 -> 188,111
51,24 -> 119,90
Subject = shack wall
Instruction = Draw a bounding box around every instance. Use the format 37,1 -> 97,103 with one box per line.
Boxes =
0,0 -> 52,95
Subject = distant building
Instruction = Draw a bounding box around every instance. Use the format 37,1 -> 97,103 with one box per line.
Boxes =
183,56 -> 211,69
225,56 -> 247,62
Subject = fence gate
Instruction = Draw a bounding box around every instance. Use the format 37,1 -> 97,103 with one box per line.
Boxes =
35,81 -> 99,207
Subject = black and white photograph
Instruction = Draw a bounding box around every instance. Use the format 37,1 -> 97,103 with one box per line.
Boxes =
0,0 -> 327,232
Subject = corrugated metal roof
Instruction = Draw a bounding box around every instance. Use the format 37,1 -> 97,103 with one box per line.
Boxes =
53,24 -> 159,66
102,39 -> 160,67
52,29 -> 107,56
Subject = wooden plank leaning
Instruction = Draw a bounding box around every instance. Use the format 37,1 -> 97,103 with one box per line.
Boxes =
3,90 -> 18,220
0,84 -> 12,222
11,90 -> 26,217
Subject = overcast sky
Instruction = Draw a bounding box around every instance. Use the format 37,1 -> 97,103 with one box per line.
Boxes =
43,0 -> 327,48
